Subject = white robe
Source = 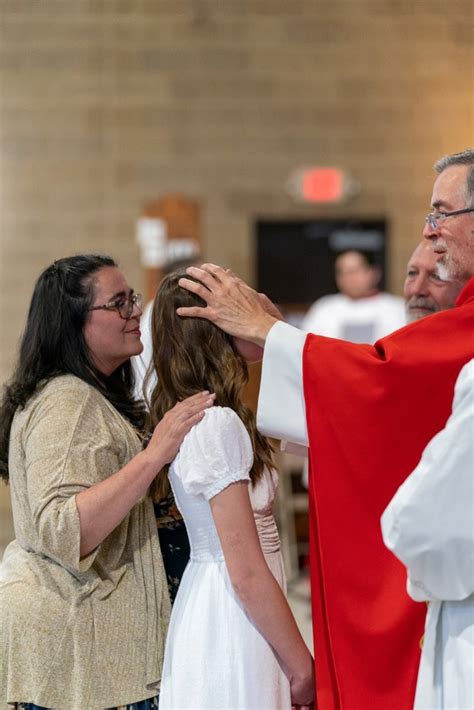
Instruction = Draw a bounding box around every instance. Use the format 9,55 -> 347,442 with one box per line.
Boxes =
301,291 -> 405,344
257,320 -> 309,453
257,321 -> 313,493
382,360 -> 474,709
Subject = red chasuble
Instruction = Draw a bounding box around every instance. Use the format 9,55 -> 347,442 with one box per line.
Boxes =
302,277 -> 474,710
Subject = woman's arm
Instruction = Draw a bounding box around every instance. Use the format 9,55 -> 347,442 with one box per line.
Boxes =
210,481 -> 314,708
76,391 -> 215,557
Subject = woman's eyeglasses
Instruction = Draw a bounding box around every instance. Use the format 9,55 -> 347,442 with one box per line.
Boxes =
89,293 -> 143,320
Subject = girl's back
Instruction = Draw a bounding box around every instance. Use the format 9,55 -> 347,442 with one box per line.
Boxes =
159,406 -> 291,710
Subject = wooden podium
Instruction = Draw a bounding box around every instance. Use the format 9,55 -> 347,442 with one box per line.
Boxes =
138,194 -> 202,302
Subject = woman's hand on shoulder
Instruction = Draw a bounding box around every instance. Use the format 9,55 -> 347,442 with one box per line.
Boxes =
146,391 -> 215,465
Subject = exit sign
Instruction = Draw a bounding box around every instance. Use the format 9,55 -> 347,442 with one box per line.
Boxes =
287,167 -> 359,204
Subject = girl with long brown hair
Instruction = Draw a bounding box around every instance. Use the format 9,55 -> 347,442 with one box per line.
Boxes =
147,271 -> 314,710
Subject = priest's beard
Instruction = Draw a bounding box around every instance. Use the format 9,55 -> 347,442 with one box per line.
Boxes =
434,238 -> 474,289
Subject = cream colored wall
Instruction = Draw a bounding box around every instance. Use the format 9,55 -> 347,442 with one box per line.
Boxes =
1,1 -> 473,380
0,0 -> 473,524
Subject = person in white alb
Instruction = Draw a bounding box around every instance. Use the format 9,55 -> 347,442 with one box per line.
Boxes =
381,360 -> 474,709
302,249 -> 405,343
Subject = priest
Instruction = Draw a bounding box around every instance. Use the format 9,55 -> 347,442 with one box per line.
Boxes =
177,149 -> 474,709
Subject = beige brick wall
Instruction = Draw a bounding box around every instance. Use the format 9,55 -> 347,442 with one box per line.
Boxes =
0,0 -> 473,388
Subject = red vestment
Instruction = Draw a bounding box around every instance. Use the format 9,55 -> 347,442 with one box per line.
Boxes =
302,277 -> 474,710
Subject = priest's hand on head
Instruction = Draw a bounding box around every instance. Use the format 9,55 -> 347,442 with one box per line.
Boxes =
234,293 -> 285,361
177,263 -> 282,346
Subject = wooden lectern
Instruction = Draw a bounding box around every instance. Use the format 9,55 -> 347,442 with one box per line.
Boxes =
137,194 -> 201,302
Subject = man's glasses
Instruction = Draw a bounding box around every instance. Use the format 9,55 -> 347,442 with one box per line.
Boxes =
89,292 -> 143,320
425,207 -> 474,230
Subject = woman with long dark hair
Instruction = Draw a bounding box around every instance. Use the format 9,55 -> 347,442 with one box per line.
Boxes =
146,271 -> 314,710
0,255 -> 214,710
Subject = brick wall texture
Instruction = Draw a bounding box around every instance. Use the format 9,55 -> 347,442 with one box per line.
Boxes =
0,0 -> 473,384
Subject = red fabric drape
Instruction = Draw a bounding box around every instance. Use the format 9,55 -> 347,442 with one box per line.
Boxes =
303,278 -> 474,710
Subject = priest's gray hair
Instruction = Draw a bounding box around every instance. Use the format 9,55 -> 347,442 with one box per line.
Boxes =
434,149 -> 474,206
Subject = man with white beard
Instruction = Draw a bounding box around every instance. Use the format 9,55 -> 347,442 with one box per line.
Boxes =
404,240 -> 463,322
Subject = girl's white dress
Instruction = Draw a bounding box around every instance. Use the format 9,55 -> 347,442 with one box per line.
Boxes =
158,406 -> 291,710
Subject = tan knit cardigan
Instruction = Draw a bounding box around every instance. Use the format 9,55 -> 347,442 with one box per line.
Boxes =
0,375 -> 170,709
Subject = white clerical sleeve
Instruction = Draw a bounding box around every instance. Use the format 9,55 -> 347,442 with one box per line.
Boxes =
256,321 -> 309,447
381,360 -> 474,602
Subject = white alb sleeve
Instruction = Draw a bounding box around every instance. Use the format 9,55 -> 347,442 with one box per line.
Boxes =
256,321 -> 309,447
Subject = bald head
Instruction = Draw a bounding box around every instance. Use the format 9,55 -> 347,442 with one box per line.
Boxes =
404,242 -> 463,322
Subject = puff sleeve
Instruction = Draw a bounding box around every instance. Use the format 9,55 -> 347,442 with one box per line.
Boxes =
175,406 -> 253,500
